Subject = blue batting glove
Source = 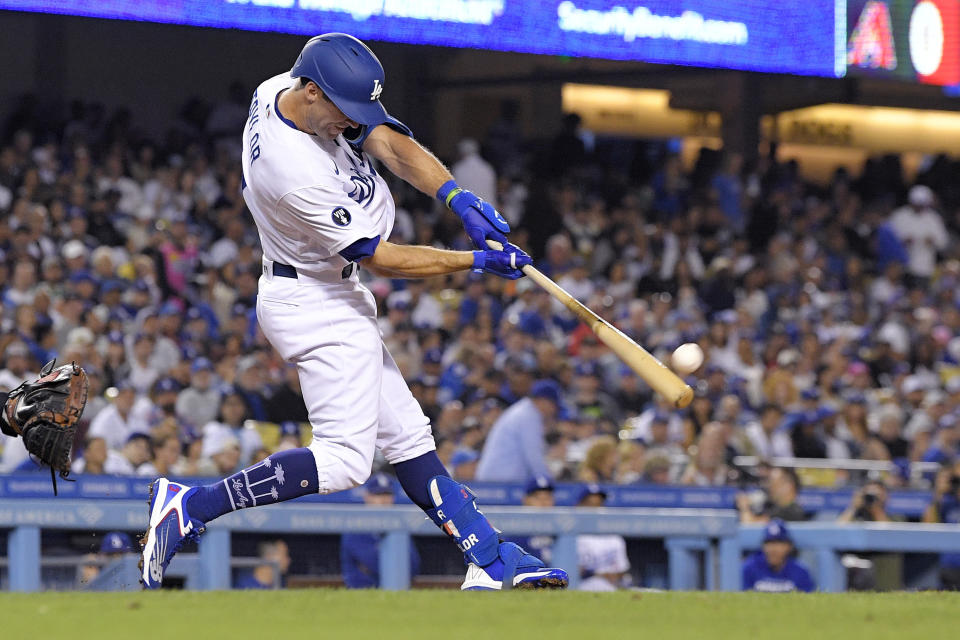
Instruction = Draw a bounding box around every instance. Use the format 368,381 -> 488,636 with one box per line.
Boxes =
471,243 -> 531,280
438,180 -> 510,250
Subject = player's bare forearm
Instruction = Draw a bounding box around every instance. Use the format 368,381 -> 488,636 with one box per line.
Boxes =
362,125 -> 451,197
362,240 -> 473,278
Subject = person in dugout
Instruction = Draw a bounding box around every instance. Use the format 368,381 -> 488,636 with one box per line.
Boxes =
341,473 -> 420,588
742,518 -> 815,592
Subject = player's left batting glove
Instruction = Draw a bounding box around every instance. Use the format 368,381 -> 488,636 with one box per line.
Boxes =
472,243 -> 531,280
437,180 -> 510,250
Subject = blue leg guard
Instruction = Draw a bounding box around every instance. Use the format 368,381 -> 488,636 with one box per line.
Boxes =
425,475 -> 499,567
425,475 -> 569,590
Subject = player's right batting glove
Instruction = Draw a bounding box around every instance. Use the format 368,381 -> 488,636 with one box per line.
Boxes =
437,180 -> 511,250
472,243 -> 531,280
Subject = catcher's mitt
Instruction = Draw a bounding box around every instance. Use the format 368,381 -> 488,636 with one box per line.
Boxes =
2,360 -> 89,494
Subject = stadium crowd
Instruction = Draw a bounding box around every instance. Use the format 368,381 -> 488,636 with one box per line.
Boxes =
0,90 -> 959,502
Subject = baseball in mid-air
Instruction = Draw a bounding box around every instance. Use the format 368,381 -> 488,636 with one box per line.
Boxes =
671,343 -> 704,375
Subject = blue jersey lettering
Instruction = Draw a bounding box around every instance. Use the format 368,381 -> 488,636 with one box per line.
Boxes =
247,90 -> 261,164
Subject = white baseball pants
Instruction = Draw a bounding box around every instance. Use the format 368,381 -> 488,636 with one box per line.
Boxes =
256,261 -> 436,494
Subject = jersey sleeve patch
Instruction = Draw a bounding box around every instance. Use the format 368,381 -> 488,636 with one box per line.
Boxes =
338,236 -> 381,262
345,113 -> 413,149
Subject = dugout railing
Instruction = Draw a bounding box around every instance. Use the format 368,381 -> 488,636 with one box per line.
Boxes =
0,498 -> 737,591
3,495 -> 960,592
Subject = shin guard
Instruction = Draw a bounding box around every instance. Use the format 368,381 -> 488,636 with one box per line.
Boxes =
424,475 -> 499,567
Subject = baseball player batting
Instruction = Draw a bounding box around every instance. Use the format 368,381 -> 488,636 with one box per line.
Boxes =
140,33 -> 568,591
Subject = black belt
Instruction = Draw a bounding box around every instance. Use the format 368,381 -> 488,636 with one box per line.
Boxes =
272,262 -> 356,279
273,262 -> 298,279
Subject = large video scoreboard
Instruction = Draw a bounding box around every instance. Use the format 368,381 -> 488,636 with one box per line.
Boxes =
2,0 -> 959,86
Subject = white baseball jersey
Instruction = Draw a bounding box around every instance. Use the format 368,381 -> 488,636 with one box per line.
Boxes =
240,73 -> 435,494
241,73 -> 396,279
577,534 -> 630,575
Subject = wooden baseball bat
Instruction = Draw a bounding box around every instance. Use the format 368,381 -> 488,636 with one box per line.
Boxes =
488,241 -> 694,409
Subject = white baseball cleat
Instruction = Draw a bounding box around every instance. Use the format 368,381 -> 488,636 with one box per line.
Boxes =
139,478 -> 205,589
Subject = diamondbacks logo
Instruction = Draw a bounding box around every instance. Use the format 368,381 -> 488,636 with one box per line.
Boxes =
332,207 -> 352,226
848,0 -> 897,70
370,79 -> 383,101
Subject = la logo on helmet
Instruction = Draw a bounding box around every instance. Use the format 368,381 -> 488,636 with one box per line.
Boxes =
370,79 -> 383,101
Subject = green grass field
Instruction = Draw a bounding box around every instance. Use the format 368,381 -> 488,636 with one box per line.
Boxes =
2,590 -> 958,640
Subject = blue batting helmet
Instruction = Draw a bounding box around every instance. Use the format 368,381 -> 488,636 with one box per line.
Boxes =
290,33 -> 387,126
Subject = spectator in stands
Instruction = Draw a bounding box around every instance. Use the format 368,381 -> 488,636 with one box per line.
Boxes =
923,464 -> 960,590
767,467 -> 807,521
0,341 -> 34,391
742,519 -> 814,592
101,330 -> 131,389
86,381 -> 150,451
235,354 -> 270,421
104,433 -> 152,475
265,364 -> 309,424
789,409 -> 828,459
738,466 -> 806,523
837,479 -> 900,590
627,408 -> 683,457
71,436 -> 109,475
838,479 -> 893,524
680,422 -> 730,486
615,440 -> 647,484
147,376 -> 185,432
341,473 -> 420,589
202,389 -> 263,467
450,449 -> 479,481
138,434 -> 183,478
578,436 -> 618,483
175,358 -> 220,432
199,429 -> 241,476
452,138 -> 497,206
127,332 -> 160,394
234,539 -> 290,590
275,421 -> 304,452
875,404 -> 909,460
745,404 -> 792,459
922,419 -> 960,466
544,431 -> 570,481
475,380 -> 561,482
570,361 -> 622,425
642,454 -> 673,485
888,185 -> 948,281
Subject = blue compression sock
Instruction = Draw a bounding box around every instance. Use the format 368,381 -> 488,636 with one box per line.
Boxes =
393,450 -> 450,511
186,447 -> 319,523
